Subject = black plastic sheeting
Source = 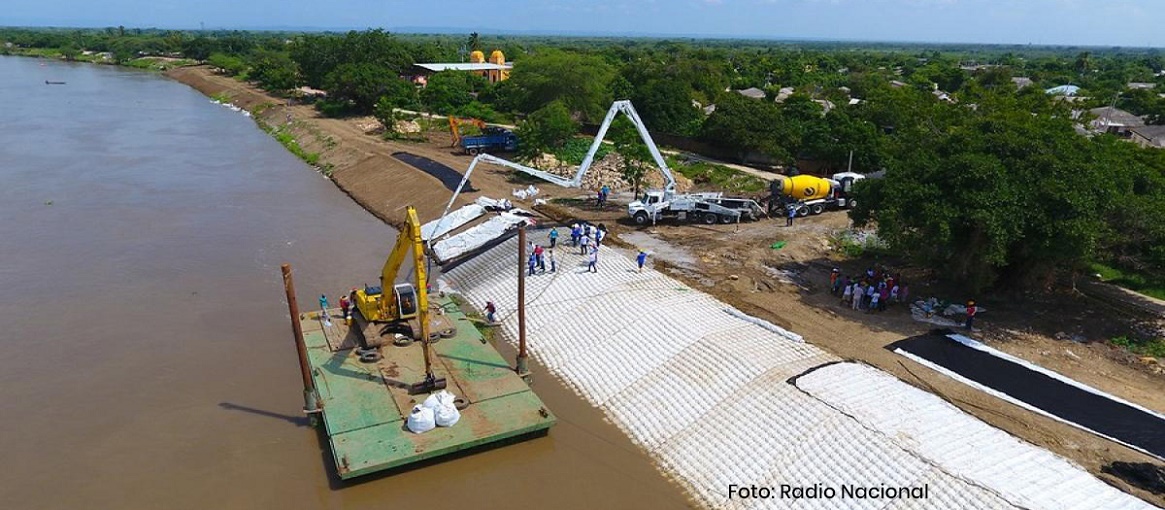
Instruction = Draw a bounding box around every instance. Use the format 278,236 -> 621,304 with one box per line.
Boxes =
889,331 -> 1165,460
1102,462 -> 1165,495
393,152 -> 475,193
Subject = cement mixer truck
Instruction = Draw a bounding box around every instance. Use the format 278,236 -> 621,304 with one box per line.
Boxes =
770,172 -> 867,217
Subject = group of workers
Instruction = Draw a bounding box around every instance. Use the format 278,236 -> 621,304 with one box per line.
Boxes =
831,267 -> 978,330
833,267 -> 908,314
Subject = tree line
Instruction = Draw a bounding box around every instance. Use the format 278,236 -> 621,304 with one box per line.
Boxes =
4,27 -> 1165,292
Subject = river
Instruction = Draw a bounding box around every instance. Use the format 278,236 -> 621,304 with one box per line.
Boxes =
0,57 -> 689,509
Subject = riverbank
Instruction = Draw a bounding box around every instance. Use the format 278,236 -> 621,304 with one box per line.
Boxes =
164,65 -> 1165,507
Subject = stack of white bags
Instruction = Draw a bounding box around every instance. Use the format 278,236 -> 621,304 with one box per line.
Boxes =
406,390 -> 461,433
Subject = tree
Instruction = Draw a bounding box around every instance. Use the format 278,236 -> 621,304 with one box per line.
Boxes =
59,43 -> 79,61
207,53 -> 247,76
701,93 -> 789,164
181,36 -> 215,61
515,101 -> 578,157
250,49 -> 299,92
322,63 -> 398,113
468,32 -> 480,52
378,78 -> 421,110
419,71 -> 483,114
851,97 -> 1115,291
610,116 -> 652,195
632,79 -> 702,137
508,51 -> 615,123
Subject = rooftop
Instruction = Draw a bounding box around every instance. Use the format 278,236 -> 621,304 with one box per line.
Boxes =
1090,106 -> 1145,128
415,62 -> 513,72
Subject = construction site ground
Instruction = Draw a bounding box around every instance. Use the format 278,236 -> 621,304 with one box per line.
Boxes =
167,65 -> 1165,506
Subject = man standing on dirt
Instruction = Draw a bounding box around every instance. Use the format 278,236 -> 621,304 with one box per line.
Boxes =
601,184 -> 611,205
548,249 -> 556,273
549,227 -> 559,248
786,205 -> 796,227
588,246 -> 599,273
636,251 -> 648,273
580,233 -> 591,255
534,244 -> 546,273
965,300 -> 977,330
852,282 -> 863,311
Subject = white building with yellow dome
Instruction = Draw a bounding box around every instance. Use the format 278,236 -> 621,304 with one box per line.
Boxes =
414,49 -> 512,85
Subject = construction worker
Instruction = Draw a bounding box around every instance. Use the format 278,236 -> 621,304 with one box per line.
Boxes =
549,227 -> 559,248
587,246 -> 599,273
339,294 -> 350,324
580,233 -> 591,255
485,301 -> 497,323
636,251 -> 648,273
829,268 -> 841,295
786,204 -> 796,227
965,300 -> 977,330
319,295 -> 329,316
534,244 -> 545,273
548,249 -> 557,273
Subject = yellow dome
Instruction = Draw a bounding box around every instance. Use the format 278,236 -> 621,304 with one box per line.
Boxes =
469,50 -> 485,63
489,50 -> 505,64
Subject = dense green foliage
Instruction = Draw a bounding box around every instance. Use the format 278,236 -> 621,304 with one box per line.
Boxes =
5,27 -> 1165,292
515,101 -> 578,158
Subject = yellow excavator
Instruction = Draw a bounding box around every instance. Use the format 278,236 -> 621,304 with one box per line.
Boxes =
352,205 -> 446,392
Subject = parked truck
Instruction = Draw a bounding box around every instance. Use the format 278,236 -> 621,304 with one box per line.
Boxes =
770,172 -> 867,216
460,127 -> 518,155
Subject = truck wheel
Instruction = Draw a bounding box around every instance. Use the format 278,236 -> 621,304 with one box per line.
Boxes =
847,199 -> 857,209
797,206 -> 810,217
720,214 -> 734,224
467,148 -> 479,155
810,204 -> 824,215
702,213 -> 717,225
633,211 -> 650,226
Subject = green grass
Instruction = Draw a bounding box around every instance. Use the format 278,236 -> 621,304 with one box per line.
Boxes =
1088,262 -> 1165,301
666,156 -> 767,194
1110,336 -> 1165,358
209,92 -> 232,104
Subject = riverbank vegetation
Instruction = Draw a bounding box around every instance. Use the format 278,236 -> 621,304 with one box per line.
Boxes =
5,26 -> 1164,295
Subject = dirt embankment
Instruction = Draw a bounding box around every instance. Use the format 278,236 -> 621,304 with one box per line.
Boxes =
166,66 -> 1164,506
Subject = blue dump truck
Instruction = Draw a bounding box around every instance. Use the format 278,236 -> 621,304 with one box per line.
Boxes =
460,127 -> 518,155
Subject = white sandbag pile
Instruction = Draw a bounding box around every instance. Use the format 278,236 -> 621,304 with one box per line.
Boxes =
407,390 -> 461,433
406,405 -> 435,434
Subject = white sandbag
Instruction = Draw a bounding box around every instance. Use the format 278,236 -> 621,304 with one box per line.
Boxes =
406,405 -> 436,433
435,402 -> 461,427
434,391 -> 461,427
422,390 -> 461,427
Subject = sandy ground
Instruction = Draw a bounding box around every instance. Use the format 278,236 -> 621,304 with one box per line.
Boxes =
166,66 -> 1164,506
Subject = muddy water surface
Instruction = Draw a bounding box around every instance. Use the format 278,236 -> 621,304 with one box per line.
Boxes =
0,56 -> 689,510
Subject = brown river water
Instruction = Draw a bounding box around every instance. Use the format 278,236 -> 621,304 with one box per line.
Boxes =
0,57 -> 690,510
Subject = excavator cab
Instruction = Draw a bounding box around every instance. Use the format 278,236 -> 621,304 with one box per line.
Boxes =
393,283 -> 418,319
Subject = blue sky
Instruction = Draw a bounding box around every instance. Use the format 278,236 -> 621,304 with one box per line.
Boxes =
7,0 -> 1164,47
